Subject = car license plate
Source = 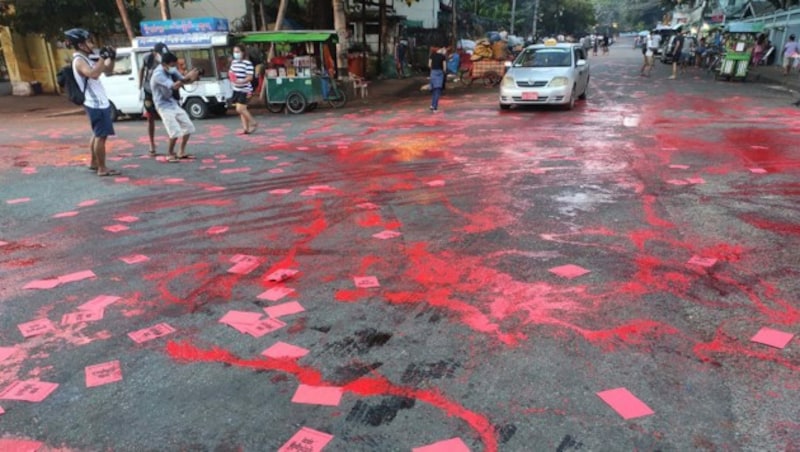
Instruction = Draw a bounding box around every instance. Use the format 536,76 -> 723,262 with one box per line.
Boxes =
522,92 -> 538,100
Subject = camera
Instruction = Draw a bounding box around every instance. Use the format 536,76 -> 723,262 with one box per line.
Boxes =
99,46 -> 116,60
194,67 -> 205,76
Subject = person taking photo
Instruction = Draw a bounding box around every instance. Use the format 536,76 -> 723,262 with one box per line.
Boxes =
65,28 -> 119,177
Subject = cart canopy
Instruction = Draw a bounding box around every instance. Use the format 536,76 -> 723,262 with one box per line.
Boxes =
239,30 -> 338,44
724,22 -> 764,33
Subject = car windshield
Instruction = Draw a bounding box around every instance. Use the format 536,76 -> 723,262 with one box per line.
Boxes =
515,49 -> 571,68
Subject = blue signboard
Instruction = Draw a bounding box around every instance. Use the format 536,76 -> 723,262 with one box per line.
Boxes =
140,17 -> 229,36
133,32 -> 229,49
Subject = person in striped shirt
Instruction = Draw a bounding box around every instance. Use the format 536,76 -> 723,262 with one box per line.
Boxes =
229,45 -> 258,134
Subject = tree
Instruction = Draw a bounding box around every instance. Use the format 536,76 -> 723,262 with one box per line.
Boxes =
0,0 -> 142,40
332,0 -> 347,77
116,0 -> 135,42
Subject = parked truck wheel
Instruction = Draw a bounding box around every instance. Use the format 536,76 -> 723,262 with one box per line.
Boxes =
109,101 -> 119,122
185,98 -> 208,120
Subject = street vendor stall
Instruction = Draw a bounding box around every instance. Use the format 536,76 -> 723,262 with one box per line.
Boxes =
238,30 -> 346,114
715,22 -> 763,81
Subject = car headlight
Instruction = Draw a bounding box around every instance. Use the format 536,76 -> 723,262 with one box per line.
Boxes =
501,76 -> 515,88
549,77 -> 568,87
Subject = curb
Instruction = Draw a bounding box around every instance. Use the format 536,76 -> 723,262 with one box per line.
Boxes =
44,108 -> 84,118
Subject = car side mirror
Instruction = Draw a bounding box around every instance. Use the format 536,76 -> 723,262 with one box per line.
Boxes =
576,59 -> 587,67
504,60 -> 512,68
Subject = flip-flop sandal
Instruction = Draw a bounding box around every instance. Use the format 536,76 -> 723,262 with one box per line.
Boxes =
148,150 -> 157,156
166,156 -> 180,163
88,166 -> 98,171
177,154 -> 195,160
97,169 -> 122,177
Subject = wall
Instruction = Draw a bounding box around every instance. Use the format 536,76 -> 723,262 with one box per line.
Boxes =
740,8 -> 800,66
139,1 -> 247,23
394,0 -> 438,30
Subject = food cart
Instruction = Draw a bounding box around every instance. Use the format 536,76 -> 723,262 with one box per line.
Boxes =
715,22 -> 762,81
238,30 -> 346,114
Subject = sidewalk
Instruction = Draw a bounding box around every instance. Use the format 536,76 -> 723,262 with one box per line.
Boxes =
0,76 -> 429,119
747,63 -> 800,93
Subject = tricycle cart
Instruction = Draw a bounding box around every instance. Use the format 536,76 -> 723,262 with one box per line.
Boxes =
716,51 -> 751,81
460,58 -> 507,87
239,30 -> 347,114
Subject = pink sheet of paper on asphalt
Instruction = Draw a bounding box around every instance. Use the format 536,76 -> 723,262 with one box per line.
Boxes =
357,202 -> 380,210
309,185 -> 335,191
18,319 -> 56,338
257,286 -> 295,302
78,295 -> 120,312
269,189 -> 292,195
425,180 -> 446,187
372,230 -> 402,240
262,341 -> 309,359
21,167 -> 37,174
6,198 -> 31,204
686,177 -> 705,184
227,255 -> 262,275
59,270 -> 96,284
0,240 -> 8,247
78,199 -> 98,207
120,254 -> 149,265
264,301 -> 305,318
23,278 -> 60,290
0,347 -> 17,363
114,177 -> 130,183
206,225 -> 229,235
266,268 -> 299,282
115,216 -> 139,223
687,255 -> 717,267
103,224 -> 129,233
242,317 -> 286,338
278,427 -> 333,452
412,437 -> 471,452
53,211 -> 80,218
750,327 -> 795,349
0,380 -> 59,402
220,167 -> 250,174
549,264 -> 590,279
666,179 -> 689,185
354,276 -> 380,288
219,310 -> 264,327
269,168 -> 284,174
668,164 -> 690,169
0,439 -> 43,452
596,387 -> 655,420
85,360 -> 123,388
291,384 -> 343,406
128,323 -> 176,343
204,186 -> 226,192
164,178 -> 184,184
749,168 -> 768,174
61,310 -> 104,326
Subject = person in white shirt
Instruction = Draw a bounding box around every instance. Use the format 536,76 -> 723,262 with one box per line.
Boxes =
65,28 -> 119,177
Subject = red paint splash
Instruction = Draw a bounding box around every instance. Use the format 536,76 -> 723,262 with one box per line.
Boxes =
166,341 -> 498,451
641,195 -> 674,228
739,214 -> 800,237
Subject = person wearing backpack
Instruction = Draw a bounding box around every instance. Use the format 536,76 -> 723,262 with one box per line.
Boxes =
139,42 -> 170,156
65,28 -> 120,177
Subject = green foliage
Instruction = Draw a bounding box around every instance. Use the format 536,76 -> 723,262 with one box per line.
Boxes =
0,0 -> 141,39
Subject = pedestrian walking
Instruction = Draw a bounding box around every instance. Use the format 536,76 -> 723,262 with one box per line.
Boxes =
229,45 -> 258,134
428,47 -> 446,113
139,42 -> 169,156
640,34 -> 656,77
602,35 -> 610,55
592,35 -> 599,56
395,38 -> 408,78
150,52 -> 201,162
65,28 -> 120,177
782,34 -> 799,76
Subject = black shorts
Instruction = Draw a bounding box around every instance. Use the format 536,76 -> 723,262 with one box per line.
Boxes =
231,91 -> 251,105
143,91 -> 157,114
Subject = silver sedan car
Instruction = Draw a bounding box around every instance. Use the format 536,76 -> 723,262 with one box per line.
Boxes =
499,41 -> 590,110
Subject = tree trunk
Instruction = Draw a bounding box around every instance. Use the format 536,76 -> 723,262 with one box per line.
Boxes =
259,1 -> 268,31
378,0 -> 385,78
159,0 -> 171,20
274,0 -> 288,31
115,0 -> 134,42
332,0 -> 348,78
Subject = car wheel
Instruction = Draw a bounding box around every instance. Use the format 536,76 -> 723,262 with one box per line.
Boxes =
109,101 -> 119,122
579,77 -> 589,100
499,103 -> 511,110
185,98 -> 208,120
564,86 -> 576,110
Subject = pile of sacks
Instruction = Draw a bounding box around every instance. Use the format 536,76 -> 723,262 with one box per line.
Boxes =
470,39 -> 509,61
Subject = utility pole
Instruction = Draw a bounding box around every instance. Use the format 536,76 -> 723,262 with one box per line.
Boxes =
452,0 -> 457,48
511,0 -> 516,35
531,0 -> 540,41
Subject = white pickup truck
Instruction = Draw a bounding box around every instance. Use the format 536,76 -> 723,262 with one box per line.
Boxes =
100,32 -> 234,121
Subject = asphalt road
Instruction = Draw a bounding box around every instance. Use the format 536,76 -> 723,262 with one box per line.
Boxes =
1,41 -> 799,451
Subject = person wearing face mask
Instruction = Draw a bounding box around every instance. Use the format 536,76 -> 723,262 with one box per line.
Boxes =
229,45 -> 257,134
140,42 -> 169,156
150,52 -> 201,162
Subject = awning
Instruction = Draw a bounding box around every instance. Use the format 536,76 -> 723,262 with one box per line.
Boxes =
239,30 -> 338,44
